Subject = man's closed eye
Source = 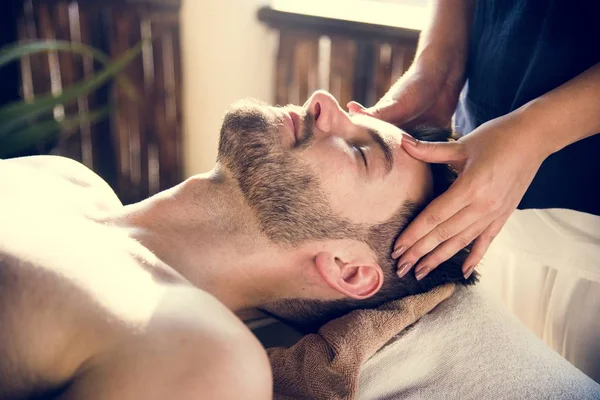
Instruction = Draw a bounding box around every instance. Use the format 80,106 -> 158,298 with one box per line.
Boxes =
353,145 -> 368,168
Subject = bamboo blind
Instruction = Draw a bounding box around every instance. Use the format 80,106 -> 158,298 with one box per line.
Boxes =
18,0 -> 183,204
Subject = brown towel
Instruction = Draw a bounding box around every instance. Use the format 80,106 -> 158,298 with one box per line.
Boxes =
268,284 -> 456,400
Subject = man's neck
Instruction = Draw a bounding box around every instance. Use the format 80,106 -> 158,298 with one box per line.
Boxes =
108,168 -> 290,311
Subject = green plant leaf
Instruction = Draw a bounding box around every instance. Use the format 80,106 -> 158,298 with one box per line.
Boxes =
0,41 -> 143,137
0,106 -> 110,158
0,40 -> 108,68
0,40 -> 138,99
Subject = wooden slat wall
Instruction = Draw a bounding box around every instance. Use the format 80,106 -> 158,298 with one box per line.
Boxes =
275,32 -> 297,106
259,7 -> 420,108
16,0 -> 183,204
273,35 -> 418,107
330,36 -> 357,108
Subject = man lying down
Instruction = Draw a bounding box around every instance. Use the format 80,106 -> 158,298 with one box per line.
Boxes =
0,91 -> 598,399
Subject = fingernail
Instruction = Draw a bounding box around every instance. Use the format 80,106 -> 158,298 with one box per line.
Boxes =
391,246 -> 406,259
348,101 -> 366,110
397,262 -> 412,278
402,134 -> 417,146
414,263 -> 427,274
416,267 -> 430,281
463,265 -> 476,279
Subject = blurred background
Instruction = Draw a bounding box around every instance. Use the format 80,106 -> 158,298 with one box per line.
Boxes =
0,0 -> 429,204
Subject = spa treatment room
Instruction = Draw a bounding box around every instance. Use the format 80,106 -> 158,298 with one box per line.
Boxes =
0,0 -> 599,398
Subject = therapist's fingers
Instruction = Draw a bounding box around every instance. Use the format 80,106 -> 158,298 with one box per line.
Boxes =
348,71 -> 436,125
347,101 -> 372,115
396,206 -> 492,277
347,99 -> 403,124
409,218 -> 491,280
392,183 -> 466,259
462,213 -> 510,278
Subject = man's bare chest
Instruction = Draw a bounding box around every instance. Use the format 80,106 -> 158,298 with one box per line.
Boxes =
0,169 -> 181,326
0,216 -> 180,394
0,158 -> 189,392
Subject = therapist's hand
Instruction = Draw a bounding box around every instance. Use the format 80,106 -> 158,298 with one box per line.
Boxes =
392,111 -> 549,280
347,50 -> 465,129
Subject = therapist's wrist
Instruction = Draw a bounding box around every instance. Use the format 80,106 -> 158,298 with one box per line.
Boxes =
411,44 -> 467,99
515,99 -> 569,160
415,40 -> 466,69
515,64 -> 600,158
416,0 -> 473,68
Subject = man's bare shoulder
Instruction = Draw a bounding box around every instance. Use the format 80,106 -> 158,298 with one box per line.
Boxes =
1,155 -> 122,211
61,284 -> 272,400
0,252 -> 91,398
0,249 -> 269,399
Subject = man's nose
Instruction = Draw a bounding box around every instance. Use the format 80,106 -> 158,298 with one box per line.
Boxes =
305,90 -> 352,135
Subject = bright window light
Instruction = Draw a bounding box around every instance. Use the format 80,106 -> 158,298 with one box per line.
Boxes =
271,0 -> 431,31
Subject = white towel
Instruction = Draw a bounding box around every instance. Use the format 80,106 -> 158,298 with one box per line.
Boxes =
358,285 -> 600,399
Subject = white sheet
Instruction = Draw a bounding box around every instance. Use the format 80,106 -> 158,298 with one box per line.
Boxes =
479,208 -> 600,382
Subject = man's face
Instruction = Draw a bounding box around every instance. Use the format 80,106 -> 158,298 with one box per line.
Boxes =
217,90 -> 432,244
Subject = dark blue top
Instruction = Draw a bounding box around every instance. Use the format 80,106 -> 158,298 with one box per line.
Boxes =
455,0 -> 600,216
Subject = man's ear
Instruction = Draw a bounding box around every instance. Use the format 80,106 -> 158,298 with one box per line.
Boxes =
313,251 -> 383,300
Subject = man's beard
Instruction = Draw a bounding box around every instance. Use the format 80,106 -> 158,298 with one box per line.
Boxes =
216,99 -> 356,245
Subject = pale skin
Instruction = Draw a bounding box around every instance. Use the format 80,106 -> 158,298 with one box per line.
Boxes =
349,0 -> 600,280
0,91 -> 428,399
0,157 -> 273,400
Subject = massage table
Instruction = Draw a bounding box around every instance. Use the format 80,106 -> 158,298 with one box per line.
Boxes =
248,209 -> 600,398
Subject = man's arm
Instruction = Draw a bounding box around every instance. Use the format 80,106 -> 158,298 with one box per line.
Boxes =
59,287 -> 272,400
60,309 -> 273,400
0,253 -> 271,399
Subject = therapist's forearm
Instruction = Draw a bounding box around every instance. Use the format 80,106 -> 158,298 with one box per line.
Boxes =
517,63 -> 600,158
415,0 -> 475,64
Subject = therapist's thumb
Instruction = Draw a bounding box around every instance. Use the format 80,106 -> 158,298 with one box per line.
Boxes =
402,136 -> 466,164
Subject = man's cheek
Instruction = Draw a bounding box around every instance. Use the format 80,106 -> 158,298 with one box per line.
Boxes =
303,144 -> 350,176
317,172 -> 358,213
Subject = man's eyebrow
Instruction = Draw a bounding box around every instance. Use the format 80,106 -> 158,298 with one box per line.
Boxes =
368,129 -> 394,175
